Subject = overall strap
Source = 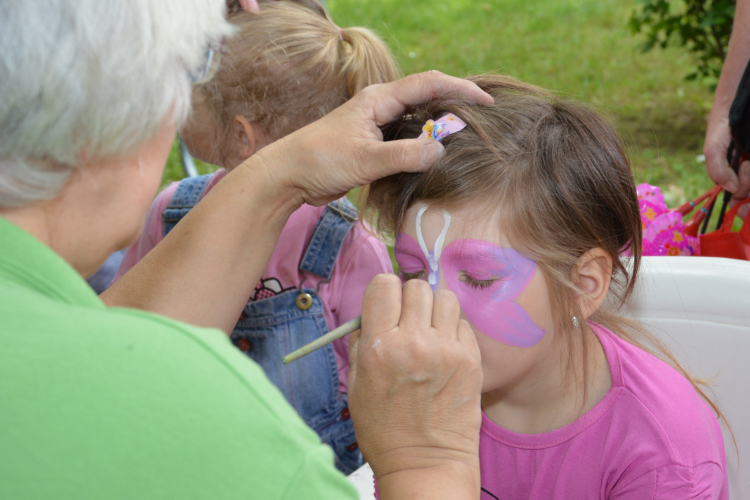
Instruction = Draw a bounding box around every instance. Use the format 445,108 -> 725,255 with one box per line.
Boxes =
299,198 -> 358,281
161,174 -> 213,237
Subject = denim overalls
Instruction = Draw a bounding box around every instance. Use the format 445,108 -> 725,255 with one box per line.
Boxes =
162,174 -> 362,474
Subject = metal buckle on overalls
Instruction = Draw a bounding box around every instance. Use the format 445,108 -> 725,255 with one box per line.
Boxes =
296,272 -> 331,311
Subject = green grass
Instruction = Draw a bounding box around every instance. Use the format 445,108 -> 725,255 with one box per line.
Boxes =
326,0 -> 716,205
162,0 -> 720,225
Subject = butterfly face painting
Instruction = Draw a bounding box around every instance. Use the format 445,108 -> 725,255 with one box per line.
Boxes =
394,229 -> 546,349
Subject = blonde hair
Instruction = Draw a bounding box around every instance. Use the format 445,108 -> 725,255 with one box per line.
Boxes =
198,0 -> 400,162
366,74 -> 732,437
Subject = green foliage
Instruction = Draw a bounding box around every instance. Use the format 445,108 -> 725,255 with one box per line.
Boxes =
162,139 -> 218,190
629,0 -> 735,87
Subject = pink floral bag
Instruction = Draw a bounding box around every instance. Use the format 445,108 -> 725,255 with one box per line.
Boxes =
637,184 -> 722,256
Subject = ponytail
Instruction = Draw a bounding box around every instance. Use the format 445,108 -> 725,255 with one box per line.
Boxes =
200,0 -> 400,144
339,26 -> 401,98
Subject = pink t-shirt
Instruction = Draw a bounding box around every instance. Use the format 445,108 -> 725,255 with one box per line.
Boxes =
373,323 -> 727,499
478,323 -> 728,499
114,169 -> 392,393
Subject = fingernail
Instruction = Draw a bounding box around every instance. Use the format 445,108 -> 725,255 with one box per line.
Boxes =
239,0 -> 260,13
726,180 -> 739,193
421,141 -> 444,166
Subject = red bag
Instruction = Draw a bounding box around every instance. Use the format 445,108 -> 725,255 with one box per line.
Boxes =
699,198 -> 750,260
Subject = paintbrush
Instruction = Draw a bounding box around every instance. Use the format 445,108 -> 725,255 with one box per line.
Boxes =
282,315 -> 362,364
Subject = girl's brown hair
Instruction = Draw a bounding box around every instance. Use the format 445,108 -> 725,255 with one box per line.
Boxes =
366,74 -> 729,431
201,0 -> 400,161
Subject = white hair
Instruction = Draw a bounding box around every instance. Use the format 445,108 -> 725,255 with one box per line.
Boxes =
0,0 -> 234,207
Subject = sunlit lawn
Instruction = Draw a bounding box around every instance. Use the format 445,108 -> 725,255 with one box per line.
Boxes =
162,0 -> 719,223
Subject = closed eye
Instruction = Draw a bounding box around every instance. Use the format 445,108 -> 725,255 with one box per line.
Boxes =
458,270 -> 500,289
400,269 -> 426,282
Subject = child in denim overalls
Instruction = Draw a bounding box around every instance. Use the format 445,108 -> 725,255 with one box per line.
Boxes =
114,0 -> 399,473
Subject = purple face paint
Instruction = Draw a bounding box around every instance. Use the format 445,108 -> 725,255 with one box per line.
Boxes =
394,233 -> 428,284
441,239 -> 545,348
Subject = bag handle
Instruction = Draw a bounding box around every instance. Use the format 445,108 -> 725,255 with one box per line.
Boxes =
684,186 -> 722,237
676,185 -> 722,215
717,197 -> 750,233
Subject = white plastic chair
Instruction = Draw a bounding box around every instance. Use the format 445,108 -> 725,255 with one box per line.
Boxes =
348,256 -> 750,499
624,256 -> 750,499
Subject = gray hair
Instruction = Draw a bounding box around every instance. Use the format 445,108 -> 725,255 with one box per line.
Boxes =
0,0 -> 233,207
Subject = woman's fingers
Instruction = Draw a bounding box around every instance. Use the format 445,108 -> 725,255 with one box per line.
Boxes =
704,117 -> 740,193
238,0 -> 259,13
360,274 -> 403,339
362,71 -> 493,126
431,289 -> 461,338
358,137 -> 445,178
399,280 -> 434,334
734,160 -> 750,201
347,327 -> 361,390
457,319 -> 482,368
727,161 -> 750,219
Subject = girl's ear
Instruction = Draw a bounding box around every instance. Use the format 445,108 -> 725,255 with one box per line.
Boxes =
233,115 -> 258,160
571,248 -> 612,319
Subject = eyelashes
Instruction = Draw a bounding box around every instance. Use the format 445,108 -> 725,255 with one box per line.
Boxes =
458,271 -> 499,289
399,268 -> 499,290
400,269 -> 426,282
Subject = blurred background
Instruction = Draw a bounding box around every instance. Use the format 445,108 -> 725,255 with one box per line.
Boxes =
162,0 -> 732,209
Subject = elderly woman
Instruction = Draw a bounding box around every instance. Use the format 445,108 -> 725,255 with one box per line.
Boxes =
0,0 -> 490,498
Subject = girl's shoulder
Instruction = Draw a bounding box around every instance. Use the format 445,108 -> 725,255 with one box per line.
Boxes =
595,322 -> 703,404
593,323 -> 725,467
283,201 -> 386,258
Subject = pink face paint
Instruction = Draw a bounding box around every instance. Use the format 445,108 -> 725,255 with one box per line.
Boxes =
394,233 -> 428,284
441,239 -> 545,348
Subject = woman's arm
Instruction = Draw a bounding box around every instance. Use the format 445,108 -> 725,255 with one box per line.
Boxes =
101,72 -> 493,333
704,0 -> 750,200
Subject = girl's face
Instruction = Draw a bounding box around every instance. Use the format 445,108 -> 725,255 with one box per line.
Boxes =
396,203 -> 558,394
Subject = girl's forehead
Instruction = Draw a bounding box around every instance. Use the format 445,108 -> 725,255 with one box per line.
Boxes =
402,202 -> 510,249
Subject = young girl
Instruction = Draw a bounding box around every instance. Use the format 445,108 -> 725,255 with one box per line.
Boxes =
114,0 -> 399,473
365,75 -> 729,498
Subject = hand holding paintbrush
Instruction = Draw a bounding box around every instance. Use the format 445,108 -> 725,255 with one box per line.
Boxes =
345,276 -> 483,498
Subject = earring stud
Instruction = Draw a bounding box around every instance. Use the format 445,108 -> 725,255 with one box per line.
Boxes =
572,316 -> 581,329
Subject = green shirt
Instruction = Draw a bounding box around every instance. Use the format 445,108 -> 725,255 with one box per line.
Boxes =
0,216 -> 357,500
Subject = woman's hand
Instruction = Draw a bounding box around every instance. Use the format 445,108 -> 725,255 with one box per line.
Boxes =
704,111 -> 750,202
252,72 -> 494,208
348,275 -> 483,499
